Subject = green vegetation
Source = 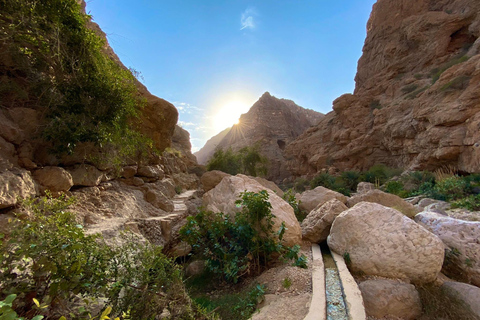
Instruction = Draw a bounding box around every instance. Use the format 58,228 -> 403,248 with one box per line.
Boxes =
187,279 -> 265,320
206,145 -> 268,177
1,0 -> 154,161
0,193 -> 213,320
401,83 -> 419,94
430,54 -> 469,84
440,75 -> 471,92
180,190 -> 307,284
282,189 -> 307,222
405,85 -> 429,99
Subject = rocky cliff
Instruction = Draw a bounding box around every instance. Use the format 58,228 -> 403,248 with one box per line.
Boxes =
199,92 -> 323,183
286,0 -> 480,176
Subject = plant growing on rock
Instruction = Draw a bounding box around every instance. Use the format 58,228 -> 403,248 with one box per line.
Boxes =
180,190 -> 306,283
206,145 -> 268,177
0,193 -> 214,320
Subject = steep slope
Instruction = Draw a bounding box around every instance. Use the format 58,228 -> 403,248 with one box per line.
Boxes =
286,0 -> 480,176
194,127 -> 231,165
206,92 -> 324,183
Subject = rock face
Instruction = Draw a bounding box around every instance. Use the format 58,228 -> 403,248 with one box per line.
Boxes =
195,92 -> 323,183
0,168 -> 37,208
202,174 -> 302,247
347,189 -> 418,218
301,199 -> 348,243
297,186 -> 348,214
286,0 -> 480,176
328,202 -> 444,283
359,279 -> 422,320
415,211 -> 480,286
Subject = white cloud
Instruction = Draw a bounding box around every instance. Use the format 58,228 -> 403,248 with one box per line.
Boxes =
240,7 -> 257,30
178,121 -> 195,127
173,101 -> 204,114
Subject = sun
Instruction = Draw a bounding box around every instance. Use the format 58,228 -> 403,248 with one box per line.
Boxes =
213,100 -> 250,132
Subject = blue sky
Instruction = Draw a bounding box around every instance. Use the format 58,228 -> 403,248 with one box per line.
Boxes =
85,0 -> 377,152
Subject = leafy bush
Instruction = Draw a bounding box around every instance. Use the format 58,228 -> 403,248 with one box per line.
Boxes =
206,145 -> 267,177
0,194 -> 213,320
340,171 -> 361,192
384,180 -> 408,197
1,0 -> 153,160
282,189 -> 306,222
310,173 -> 336,190
434,176 -> 471,201
451,194 -> 480,211
180,191 -> 306,283
363,164 -> 402,185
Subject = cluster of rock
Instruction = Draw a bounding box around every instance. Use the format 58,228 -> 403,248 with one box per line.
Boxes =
297,182 -> 480,319
194,92 -> 324,183
285,0 -> 480,177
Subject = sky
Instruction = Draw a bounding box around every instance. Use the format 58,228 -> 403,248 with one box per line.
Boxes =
85,0 -> 377,152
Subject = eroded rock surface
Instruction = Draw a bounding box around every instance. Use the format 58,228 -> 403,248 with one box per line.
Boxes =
328,202 -> 444,283
347,189 -> 418,217
415,211 -> 480,286
359,279 -> 422,320
286,0 -> 480,175
301,199 -> 348,243
298,186 -> 348,214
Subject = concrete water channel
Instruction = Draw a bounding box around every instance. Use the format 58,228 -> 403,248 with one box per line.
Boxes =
303,243 -> 366,320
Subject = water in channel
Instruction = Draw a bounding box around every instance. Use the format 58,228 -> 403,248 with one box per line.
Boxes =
320,242 -> 348,320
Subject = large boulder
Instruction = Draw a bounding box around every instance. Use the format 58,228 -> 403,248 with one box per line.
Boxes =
347,189 -> 418,218
328,202 -> 444,283
33,166 -> 73,192
442,281 -> 480,319
297,186 -> 348,214
201,170 -> 230,192
359,279 -> 422,320
415,212 -> 480,286
0,168 -> 37,208
68,164 -> 104,187
137,165 -> 165,180
253,177 -> 284,198
202,174 -> 301,247
301,199 -> 348,243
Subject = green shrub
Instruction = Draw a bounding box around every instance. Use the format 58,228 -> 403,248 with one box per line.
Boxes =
180,191 -> 307,283
293,177 -> 309,192
431,55 -> 469,84
206,145 -> 267,177
0,193 -> 213,320
384,180 -> 408,197
434,176 -> 471,201
440,75 -> 471,92
363,164 -> 402,185
451,194 -> 480,211
1,0 -> 153,159
282,189 -> 307,222
310,173 -> 336,190
340,171 -> 361,193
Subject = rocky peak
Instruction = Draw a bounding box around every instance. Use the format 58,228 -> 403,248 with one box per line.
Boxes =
196,93 -> 324,183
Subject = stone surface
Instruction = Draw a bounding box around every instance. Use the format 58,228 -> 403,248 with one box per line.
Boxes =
120,166 -> 137,179
285,0 -> 480,175
69,164 -> 104,187
328,202 -> 444,283
137,165 -> 165,180
202,174 -> 302,247
253,177 -> 284,198
144,188 -> 174,212
356,182 -> 375,194
200,170 -> 230,192
195,92 -> 323,183
415,211 -> 480,286
33,166 -> 73,192
298,186 -> 348,214
359,279 -> 422,320
301,199 -> 348,243
0,168 -> 37,208
442,281 -> 480,319
194,127 -> 231,165
347,189 -> 418,218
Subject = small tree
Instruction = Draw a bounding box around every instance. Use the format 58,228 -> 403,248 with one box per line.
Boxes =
206,145 -> 267,177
